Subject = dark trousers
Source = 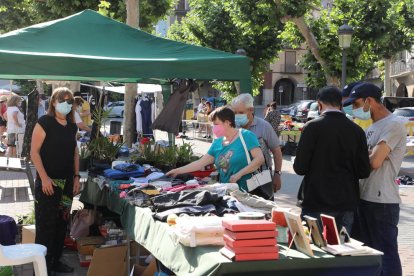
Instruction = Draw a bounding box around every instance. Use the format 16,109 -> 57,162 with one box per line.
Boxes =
301,209 -> 354,235
34,178 -> 73,270
358,200 -> 402,276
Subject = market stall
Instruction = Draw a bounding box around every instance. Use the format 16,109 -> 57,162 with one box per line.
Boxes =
79,176 -> 382,276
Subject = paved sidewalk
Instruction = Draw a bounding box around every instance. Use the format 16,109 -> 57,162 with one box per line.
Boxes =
1,144 -> 414,275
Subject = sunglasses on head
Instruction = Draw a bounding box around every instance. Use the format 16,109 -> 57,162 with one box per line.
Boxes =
58,98 -> 74,105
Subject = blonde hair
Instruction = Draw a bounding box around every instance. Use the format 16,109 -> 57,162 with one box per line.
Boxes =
47,87 -> 75,122
7,95 -> 22,107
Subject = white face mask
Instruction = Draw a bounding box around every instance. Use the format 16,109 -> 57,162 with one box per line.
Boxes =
55,101 -> 72,115
352,99 -> 371,120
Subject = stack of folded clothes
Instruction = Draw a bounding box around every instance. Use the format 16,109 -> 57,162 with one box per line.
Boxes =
103,163 -> 145,179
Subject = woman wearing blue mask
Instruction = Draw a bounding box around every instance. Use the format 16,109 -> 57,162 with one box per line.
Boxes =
31,87 -> 80,275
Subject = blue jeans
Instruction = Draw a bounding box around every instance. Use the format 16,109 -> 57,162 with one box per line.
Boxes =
358,200 -> 402,276
301,209 -> 354,235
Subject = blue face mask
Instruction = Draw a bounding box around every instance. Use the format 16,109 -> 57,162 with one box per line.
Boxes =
342,105 -> 353,116
352,100 -> 371,120
56,102 -> 72,115
235,114 -> 249,127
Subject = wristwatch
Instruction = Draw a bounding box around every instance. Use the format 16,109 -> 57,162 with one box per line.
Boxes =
274,171 -> 282,176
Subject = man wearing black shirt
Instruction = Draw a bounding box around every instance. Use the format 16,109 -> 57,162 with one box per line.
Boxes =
293,86 -> 371,233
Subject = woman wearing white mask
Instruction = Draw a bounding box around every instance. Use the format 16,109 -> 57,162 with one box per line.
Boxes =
31,87 -> 80,275
167,106 -> 264,193
6,95 -> 25,157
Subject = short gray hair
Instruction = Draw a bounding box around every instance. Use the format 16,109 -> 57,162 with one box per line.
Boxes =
231,93 -> 254,108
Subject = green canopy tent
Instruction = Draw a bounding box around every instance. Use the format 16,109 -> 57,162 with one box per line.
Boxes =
0,9 -> 252,91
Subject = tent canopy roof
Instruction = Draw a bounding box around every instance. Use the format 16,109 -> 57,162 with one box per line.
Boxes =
0,10 -> 251,91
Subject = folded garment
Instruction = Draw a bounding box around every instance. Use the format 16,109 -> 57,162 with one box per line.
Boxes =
230,190 -> 277,213
132,172 -> 165,184
113,163 -> 140,172
104,166 -> 145,179
154,204 -> 217,221
151,190 -> 222,212
164,184 -> 200,193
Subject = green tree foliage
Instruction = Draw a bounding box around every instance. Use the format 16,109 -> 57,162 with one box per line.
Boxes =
168,0 -> 283,98
279,0 -> 414,88
1,0 -> 176,33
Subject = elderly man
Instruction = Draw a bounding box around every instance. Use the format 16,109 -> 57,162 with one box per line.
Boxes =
231,93 -> 282,194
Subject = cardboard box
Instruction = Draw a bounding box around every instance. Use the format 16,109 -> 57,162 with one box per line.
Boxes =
88,245 -> 128,276
133,259 -> 157,276
77,236 -> 105,256
22,225 -> 36,244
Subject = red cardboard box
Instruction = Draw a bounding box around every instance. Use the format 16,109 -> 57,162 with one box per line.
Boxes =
224,229 -> 277,240
224,244 -> 279,254
223,234 -> 276,248
220,247 -> 279,261
222,220 -> 276,232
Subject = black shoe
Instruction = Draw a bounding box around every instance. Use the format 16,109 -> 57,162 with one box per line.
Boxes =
53,261 -> 74,273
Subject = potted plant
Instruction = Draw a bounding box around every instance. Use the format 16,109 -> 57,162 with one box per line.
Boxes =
15,209 -> 35,243
158,146 -> 177,171
79,144 -> 91,171
88,106 -> 124,167
176,142 -> 197,167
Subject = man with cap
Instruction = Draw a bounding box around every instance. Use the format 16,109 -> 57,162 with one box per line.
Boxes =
341,81 -> 372,130
293,86 -> 370,233
343,82 -> 406,276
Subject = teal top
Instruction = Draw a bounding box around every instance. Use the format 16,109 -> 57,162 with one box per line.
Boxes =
207,129 -> 260,191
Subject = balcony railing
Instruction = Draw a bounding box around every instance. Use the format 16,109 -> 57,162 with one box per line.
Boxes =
280,64 -> 303,74
391,59 -> 414,76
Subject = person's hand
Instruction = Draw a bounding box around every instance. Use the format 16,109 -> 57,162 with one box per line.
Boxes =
273,173 -> 282,192
73,177 -> 81,196
230,172 -> 242,183
41,177 -> 55,196
166,168 -> 182,178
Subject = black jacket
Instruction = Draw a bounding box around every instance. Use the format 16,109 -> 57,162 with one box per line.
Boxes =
293,111 -> 371,212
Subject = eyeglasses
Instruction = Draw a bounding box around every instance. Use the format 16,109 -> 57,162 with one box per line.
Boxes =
58,98 -> 74,105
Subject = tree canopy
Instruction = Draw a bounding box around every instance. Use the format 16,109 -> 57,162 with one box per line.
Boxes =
168,0 -> 283,98
169,0 -> 414,91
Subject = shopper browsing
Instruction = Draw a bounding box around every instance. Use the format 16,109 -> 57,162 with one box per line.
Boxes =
343,82 -> 406,276
167,106 -> 264,193
231,94 -> 283,192
31,87 -> 80,275
293,86 -> 371,233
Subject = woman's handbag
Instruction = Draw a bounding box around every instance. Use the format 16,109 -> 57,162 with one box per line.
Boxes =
238,129 -> 274,200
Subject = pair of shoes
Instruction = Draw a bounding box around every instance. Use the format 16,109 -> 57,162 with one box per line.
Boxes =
53,261 -> 74,273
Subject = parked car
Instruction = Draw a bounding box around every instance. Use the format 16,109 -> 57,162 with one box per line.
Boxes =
393,107 -> 414,123
307,102 -> 320,121
280,103 -> 299,115
106,101 -> 124,117
294,100 -> 315,122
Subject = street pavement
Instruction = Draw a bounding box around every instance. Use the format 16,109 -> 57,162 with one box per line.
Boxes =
1,134 -> 414,275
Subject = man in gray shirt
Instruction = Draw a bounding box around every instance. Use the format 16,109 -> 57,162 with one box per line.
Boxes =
343,83 -> 406,276
231,94 -> 283,194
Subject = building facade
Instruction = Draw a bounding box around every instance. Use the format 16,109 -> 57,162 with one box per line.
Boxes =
390,47 -> 414,97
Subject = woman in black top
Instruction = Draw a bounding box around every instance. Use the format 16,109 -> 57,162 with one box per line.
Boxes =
31,87 -> 80,275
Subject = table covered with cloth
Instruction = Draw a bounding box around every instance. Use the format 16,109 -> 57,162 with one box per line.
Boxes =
79,179 -> 381,276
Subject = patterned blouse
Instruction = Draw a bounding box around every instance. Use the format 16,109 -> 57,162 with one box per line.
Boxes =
265,109 -> 281,136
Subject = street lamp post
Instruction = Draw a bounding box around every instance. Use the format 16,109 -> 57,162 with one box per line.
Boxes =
235,49 -> 247,94
338,22 -> 354,88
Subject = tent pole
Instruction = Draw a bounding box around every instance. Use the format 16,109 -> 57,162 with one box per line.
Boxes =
168,83 -> 175,147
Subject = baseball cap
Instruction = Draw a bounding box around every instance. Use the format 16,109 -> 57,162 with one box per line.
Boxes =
342,83 -> 382,107
341,81 -> 363,98
0,96 -> 8,102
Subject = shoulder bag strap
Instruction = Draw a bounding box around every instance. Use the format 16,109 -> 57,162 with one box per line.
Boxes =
239,128 -> 252,164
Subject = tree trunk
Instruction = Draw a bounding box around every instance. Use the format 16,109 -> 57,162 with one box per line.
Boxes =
124,0 -> 139,147
273,0 -> 337,88
36,80 -> 44,94
384,59 -> 391,96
